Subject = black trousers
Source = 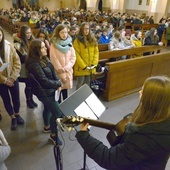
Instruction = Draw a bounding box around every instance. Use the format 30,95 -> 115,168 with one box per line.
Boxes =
0,79 -> 20,116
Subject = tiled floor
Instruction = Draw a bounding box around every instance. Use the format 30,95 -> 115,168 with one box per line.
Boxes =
1,28 -> 170,170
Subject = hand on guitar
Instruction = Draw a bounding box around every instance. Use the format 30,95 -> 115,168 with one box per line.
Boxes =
80,122 -> 89,131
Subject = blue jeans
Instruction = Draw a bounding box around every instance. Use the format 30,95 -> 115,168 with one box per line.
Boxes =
0,79 -> 20,116
37,95 -> 64,134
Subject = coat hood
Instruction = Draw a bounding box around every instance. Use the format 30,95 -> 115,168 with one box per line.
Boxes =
126,120 -> 170,150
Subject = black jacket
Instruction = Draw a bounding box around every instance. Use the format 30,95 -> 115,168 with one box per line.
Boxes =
26,58 -> 61,97
76,120 -> 170,170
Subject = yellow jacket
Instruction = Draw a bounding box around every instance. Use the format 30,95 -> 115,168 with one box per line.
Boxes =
73,39 -> 99,76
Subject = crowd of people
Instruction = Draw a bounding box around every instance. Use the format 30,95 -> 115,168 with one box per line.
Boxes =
0,6 -> 170,169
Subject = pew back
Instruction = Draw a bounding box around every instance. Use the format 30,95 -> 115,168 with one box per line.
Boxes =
103,51 -> 170,101
99,45 -> 164,61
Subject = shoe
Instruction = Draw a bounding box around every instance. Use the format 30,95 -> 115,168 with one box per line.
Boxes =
49,134 -> 63,146
31,99 -> 38,107
43,127 -> 51,133
15,115 -> 24,125
26,100 -> 35,108
11,118 -> 17,130
0,114 -> 2,120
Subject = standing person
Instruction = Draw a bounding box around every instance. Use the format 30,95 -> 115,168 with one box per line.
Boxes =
76,75 -> 170,169
0,129 -> 11,170
50,24 -> 76,103
0,27 -> 24,130
13,25 -> 37,108
25,39 -> 64,145
35,29 -> 50,58
73,22 -> 99,89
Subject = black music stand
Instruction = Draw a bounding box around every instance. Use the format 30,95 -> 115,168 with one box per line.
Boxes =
58,84 -> 106,169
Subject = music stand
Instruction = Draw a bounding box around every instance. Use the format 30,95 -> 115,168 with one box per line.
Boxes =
58,84 -> 106,169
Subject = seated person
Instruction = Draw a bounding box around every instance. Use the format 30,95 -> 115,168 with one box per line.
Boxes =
94,29 -> 102,43
98,28 -> 111,44
108,31 -> 123,50
131,31 -> 143,58
144,28 -> 163,55
122,32 -> 135,49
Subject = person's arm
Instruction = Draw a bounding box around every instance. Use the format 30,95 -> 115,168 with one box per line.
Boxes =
75,123 -> 153,170
63,47 -> 76,72
9,44 -> 21,81
92,45 -> 99,67
0,129 -> 11,162
27,62 -> 61,89
50,44 -> 64,73
73,39 -> 88,70
108,39 -> 115,50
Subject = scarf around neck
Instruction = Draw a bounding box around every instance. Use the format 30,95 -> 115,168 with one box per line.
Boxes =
52,36 -> 72,53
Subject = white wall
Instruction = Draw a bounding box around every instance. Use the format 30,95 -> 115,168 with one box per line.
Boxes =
0,1 -> 12,9
126,0 -> 149,11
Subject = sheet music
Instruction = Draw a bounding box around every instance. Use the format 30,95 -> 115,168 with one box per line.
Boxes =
85,93 -> 105,118
0,63 -> 9,72
74,101 -> 98,120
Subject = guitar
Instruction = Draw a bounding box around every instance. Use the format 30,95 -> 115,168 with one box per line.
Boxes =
57,114 -> 132,145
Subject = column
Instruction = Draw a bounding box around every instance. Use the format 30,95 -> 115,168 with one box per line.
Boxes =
109,0 -> 126,13
148,0 -> 168,23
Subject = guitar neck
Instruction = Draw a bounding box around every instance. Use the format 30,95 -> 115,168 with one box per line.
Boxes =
83,118 -> 116,130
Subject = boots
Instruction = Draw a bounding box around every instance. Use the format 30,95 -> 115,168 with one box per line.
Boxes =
26,100 -> 35,108
30,99 -> 38,107
25,87 -> 38,108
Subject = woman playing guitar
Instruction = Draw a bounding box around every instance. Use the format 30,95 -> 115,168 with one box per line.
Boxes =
75,76 -> 170,170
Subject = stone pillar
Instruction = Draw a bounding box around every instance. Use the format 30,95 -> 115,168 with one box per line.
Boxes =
109,0 -> 125,13
148,0 -> 168,23
80,0 -> 87,10
86,0 -> 97,11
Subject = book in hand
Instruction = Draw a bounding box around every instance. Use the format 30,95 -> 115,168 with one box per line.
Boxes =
0,63 -> 9,72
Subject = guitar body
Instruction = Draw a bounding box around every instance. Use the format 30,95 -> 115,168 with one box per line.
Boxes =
107,113 -> 132,146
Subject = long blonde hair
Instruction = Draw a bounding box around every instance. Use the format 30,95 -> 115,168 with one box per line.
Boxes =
131,76 -> 170,126
77,22 -> 97,47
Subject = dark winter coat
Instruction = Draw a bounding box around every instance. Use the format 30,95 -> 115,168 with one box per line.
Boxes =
26,58 -> 61,97
76,120 -> 170,170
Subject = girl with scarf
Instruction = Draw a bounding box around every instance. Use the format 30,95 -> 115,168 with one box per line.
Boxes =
50,24 -> 76,103
73,22 -> 99,89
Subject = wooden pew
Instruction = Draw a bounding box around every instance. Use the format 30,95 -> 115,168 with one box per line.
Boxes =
132,23 -> 158,33
15,22 -> 37,32
98,44 -> 109,52
99,45 -> 164,62
103,51 -> 170,101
